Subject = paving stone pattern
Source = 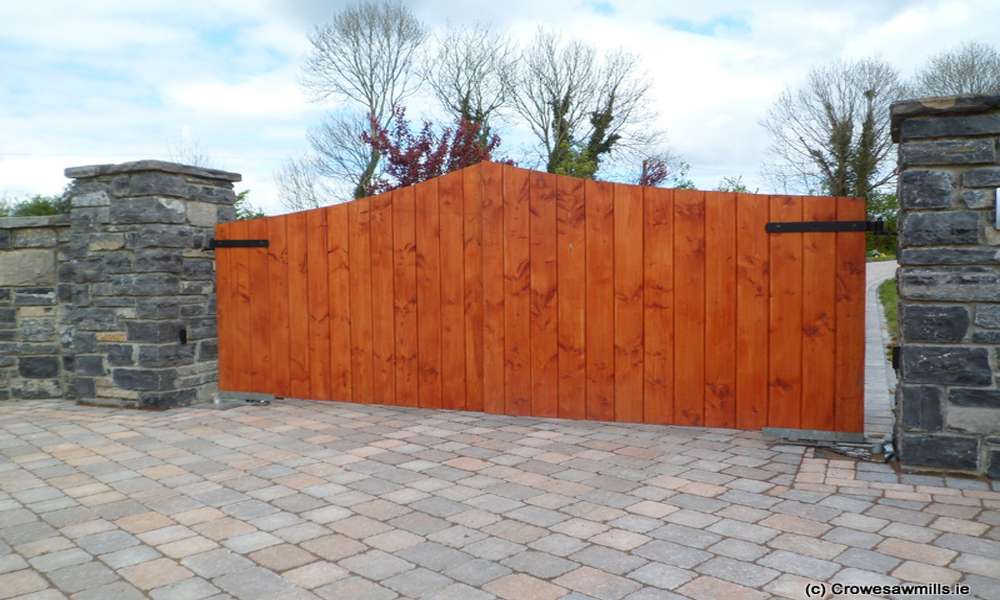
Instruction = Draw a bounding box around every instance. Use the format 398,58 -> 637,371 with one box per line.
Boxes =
1,399 -> 999,600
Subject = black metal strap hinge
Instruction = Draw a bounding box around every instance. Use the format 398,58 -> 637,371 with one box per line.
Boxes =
766,220 -> 885,234
207,239 -> 269,249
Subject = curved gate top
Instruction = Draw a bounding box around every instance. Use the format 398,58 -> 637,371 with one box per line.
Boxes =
216,162 -> 865,432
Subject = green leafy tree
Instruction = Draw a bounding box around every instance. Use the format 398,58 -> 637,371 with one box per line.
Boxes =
234,190 -> 265,220
865,190 -> 897,257
7,194 -> 70,216
716,176 -> 757,193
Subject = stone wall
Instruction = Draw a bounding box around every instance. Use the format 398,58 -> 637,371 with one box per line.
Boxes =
0,215 -> 70,400
892,95 -> 1000,477
0,160 -> 239,409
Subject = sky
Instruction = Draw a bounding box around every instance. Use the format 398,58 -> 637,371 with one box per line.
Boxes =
2,0 -> 999,214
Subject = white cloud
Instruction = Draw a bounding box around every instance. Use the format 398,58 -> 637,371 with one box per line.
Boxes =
3,0 -> 1000,207
165,75 -> 312,117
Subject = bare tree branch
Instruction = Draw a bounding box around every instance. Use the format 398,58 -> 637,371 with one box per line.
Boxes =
762,57 -> 906,198
425,23 -> 514,130
301,0 -> 427,197
914,41 -> 1000,96
511,30 -> 661,178
275,156 -> 334,212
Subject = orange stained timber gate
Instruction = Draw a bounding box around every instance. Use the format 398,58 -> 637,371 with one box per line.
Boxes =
215,162 -> 866,432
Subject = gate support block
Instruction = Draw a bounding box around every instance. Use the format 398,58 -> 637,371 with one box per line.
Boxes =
763,428 -> 867,444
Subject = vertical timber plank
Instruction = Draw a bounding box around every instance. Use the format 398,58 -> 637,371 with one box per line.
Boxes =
835,197 -> 866,433
529,171 -> 558,418
415,180 -> 443,409
705,192 -> 737,428
585,180 -> 615,422
393,186 -> 419,408
439,171 -> 466,410
306,209 -> 331,400
247,218 -> 272,394
613,183 -> 643,423
266,217 -> 291,397
735,194 -> 769,429
327,204 -> 352,401
464,165 -> 485,412
287,215 -> 311,398
643,187 -> 673,425
504,167 -> 532,416
370,191 -> 396,405
349,199 -> 374,403
231,221 -> 253,392
557,174 -> 586,419
481,162 -> 505,415
802,197 -> 838,430
673,189 -> 706,425
768,195 -> 803,428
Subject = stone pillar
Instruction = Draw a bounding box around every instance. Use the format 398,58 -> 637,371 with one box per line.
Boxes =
0,215 -> 70,400
892,95 -> 1000,477
61,160 -> 239,409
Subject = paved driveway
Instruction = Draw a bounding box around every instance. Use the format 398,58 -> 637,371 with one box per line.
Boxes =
1,400 -> 998,600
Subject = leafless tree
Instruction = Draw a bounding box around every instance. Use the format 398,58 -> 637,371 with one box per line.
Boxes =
167,136 -> 213,168
307,113 -> 377,193
913,41 -> 1000,96
512,30 -> 659,178
762,58 -> 907,199
275,156 -> 334,212
301,0 -> 427,198
424,23 -> 514,133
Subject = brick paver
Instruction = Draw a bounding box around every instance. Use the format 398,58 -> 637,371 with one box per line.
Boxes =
0,399 -> 998,599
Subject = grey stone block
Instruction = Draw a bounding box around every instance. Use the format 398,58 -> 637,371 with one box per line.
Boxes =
899,170 -> 955,209
899,247 -> 1000,265
74,355 -> 105,376
901,138 -> 997,166
976,304 -> 1000,328
124,173 -> 189,198
135,300 -> 180,320
961,188 -> 996,209
899,211 -> 980,246
134,250 -> 183,273
0,249 -> 55,286
13,227 -> 58,248
137,344 -> 195,368
972,330 -> 1000,343
113,368 -> 176,391
127,321 -> 181,343
112,273 -> 180,296
125,225 -> 194,249
17,356 -> 60,378
901,345 -> 992,385
963,166 -> 1000,188
900,113 -> 1000,140
948,388 -> 1000,409
70,377 -> 95,398
197,340 -> 217,361
899,267 -> 1000,302
900,433 -> 979,470
899,385 -> 943,432
989,448 -> 1000,479
947,406 -> 1000,434
900,304 -> 968,342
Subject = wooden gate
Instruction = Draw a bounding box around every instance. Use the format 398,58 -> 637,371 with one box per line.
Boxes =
216,162 -> 865,432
